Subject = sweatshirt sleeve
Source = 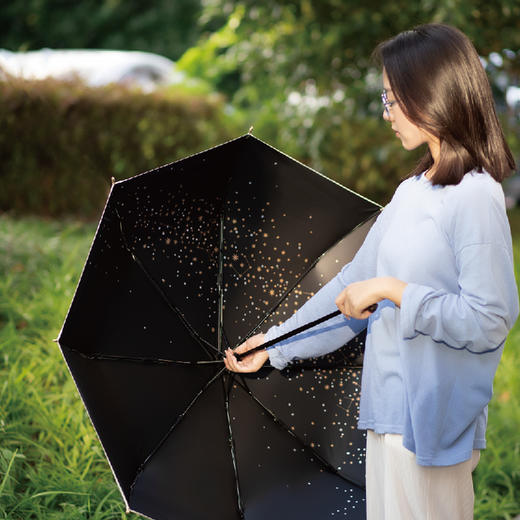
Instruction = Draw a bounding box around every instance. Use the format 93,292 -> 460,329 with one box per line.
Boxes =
400,177 -> 519,354
267,208 -> 385,369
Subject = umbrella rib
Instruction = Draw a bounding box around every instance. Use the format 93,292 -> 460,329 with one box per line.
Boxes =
223,376 -> 245,519
234,375 -> 366,490
238,212 -> 380,349
114,208 -> 219,358
61,345 -> 223,365
222,326 -> 232,350
282,360 -> 363,370
128,366 -> 227,498
217,212 -> 225,354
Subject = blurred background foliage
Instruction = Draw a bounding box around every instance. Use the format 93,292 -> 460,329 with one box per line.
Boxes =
1,3 -> 520,519
0,0 -> 203,60
0,0 -> 519,213
177,0 -> 520,204
0,75 -> 237,217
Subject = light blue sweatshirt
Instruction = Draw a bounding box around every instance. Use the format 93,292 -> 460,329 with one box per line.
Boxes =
265,171 -> 519,466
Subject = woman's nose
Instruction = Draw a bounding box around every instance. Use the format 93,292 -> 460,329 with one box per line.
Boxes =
383,109 -> 390,121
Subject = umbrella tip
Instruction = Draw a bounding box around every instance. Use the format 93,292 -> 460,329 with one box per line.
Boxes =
248,125 -> 254,135
111,176 -> 116,186
52,338 -> 58,343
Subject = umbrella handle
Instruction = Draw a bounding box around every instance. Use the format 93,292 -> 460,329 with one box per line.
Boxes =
233,303 -> 377,362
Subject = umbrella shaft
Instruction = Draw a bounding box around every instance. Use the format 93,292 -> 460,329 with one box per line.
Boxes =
234,304 -> 377,362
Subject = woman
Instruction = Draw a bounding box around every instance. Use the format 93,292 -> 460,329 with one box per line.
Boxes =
224,24 -> 518,519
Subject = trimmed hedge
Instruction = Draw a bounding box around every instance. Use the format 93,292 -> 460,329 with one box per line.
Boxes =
0,77 -> 239,217
242,98 -> 424,207
3,77 -> 516,218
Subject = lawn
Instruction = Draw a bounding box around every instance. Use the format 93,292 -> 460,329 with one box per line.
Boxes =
0,212 -> 519,519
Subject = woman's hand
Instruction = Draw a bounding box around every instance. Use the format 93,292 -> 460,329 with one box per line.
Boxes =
335,277 -> 407,319
224,333 -> 269,373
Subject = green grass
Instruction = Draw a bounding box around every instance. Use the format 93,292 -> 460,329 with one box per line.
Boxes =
0,216 -> 140,519
473,207 -> 520,520
1,211 -> 519,519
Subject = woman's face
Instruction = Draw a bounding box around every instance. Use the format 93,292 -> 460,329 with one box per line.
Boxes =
382,69 -> 439,158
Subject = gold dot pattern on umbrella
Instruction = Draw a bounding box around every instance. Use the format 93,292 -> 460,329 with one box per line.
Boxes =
58,135 -> 381,520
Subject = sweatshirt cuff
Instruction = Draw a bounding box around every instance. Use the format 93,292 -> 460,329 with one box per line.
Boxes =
265,326 -> 290,370
400,282 -> 431,339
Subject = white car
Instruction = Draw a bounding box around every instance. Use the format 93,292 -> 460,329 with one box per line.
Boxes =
0,48 -> 185,91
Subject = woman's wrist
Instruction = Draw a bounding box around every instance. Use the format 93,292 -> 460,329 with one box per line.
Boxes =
378,277 -> 407,307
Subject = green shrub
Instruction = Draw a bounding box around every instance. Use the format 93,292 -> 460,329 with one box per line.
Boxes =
303,112 -> 422,206
247,101 -> 422,206
0,76 -> 239,218
248,100 -> 519,207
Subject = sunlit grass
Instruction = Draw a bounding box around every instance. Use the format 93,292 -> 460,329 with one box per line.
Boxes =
473,207 -> 520,519
1,212 -> 519,519
0,216 -> 140,519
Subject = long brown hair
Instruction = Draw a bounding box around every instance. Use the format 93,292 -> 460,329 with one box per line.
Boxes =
373,23 -> 515,185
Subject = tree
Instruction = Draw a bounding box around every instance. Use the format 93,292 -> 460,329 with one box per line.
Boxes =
177,0 -> 520,203
182,0 -> 520,106
0,0 -> 202,60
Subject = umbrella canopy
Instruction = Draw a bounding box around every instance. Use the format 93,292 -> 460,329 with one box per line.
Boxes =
58,134 -> 380,520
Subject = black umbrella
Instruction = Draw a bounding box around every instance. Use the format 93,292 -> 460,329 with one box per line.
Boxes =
58,134 -> 380,520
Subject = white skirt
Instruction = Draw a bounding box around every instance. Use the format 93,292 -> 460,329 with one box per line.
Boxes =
366,430 -> 480,520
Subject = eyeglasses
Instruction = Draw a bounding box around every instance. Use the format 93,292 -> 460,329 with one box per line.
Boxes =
381,90 -> 398,116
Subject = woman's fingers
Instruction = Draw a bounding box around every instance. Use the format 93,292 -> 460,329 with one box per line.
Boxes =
336,283 -> 379,320
224,348 -> 268,373
224,333 -> 268,373
335,289 -> 352,318
224,348 -> 240,371
235,335 -> 259,354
